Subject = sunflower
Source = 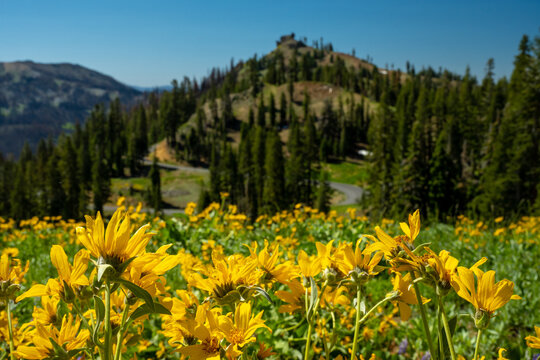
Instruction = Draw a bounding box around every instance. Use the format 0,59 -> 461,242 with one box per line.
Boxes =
0,253 -> 28,303
425,249 -> 459,293
451,257 -> 521,328
177,305 -> 223,360
219,302 -> 270,358
336,242 -> 384,286
76,209 -> 155,277
389,272 -> 429,321
275,279 -> 307,314
14,314 -> 89,360
16,246 -> 89,303
188,252 -> 261,305
525,326 -> 540,349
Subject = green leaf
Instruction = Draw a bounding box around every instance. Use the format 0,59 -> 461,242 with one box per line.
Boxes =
437,315 -> 458,360
307,276 -> 318,319
360,298 -> 366,315
97,263 -> 115,282
94,295 -> 105,324
128,304 -> 152,322
66,348 -> 84,358
253,286 -> 274,304
116,257 -> 137,275
128,301 -> 171,323
153,301 -> 172,315
48,337 -> 67,356
115,279 -> 154,311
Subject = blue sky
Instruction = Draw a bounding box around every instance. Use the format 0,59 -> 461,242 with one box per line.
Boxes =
2,1 -> 539,87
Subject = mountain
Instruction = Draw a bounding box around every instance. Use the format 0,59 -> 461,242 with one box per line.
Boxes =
0,61 -> 142,157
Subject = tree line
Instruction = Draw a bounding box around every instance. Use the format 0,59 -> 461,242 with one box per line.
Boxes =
0,33 -> 538,221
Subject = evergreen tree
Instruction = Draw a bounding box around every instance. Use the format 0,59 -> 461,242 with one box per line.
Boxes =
59,136 -> 80,219
315,171 -> 333,213
10,163 -> 31,220
367,92 -> 398,216
148,156 -> 162,213
47,151 -> 65,216
269,92 -> 276,127
257,95 -> 266,127
262,129 -> 285,213
279,92 -> 287,127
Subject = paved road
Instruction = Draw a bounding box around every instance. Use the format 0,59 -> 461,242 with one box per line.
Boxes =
138,159 -> 364,210
101,204 -> 183,215
329,181 -> 364,206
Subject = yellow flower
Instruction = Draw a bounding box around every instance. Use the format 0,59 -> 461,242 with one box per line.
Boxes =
389,272 -> 429,321
219,302 -> 270,358
188,252 -> 261,305
32,296 -> 60,326
337,242 -> 383,285
525,326 -> 540,349
14,314 -> 89,359
298,250 -> 322,278
76,209 -> 155,275
497,348 -> 509,359
177,306 -> 223,360
124,244 -> 180,297
275,279 -> 307,314
400,209 -> 421,242
320,286 -> 350,308
17,246 -> 89,302
425,249 -> 459,292
249,243 -> 297,284
451,258 -> 521,327
0,253 -> 28,302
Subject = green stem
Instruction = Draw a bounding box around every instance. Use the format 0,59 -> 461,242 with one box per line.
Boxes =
437,298 -> 444,360
322,326 -> 330,360
104,281 -> 112,360
304,323 -> 313,360
283,318 -> 306,332
304,281 -> 327,360
437,296 -> 457,360
473,329 -> 482,360
6,302 -> 15,360
113,303 -> 130,360
357,296 -> 391,325
72,300 -> 91,332
413,281 -> 437,360
350,286 -> 362,360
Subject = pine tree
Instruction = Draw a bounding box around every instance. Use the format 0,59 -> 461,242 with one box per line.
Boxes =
315,171 -> 333,213
60,136 -> 81,219
257,95 -> 266,127
148,156 -> 162,213
269,92 -> 276,127
279,92 -> 287,127
262,129 -> 285,213
367,92 -> 398,216
252,126 -> 266,211
10,163 -> 31,220
47,151 -> 65,216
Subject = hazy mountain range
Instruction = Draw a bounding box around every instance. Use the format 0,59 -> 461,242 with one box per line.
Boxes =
0,61 -> 142,156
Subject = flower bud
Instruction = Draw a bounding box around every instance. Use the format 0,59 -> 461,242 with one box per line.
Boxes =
474,308 -> 490,330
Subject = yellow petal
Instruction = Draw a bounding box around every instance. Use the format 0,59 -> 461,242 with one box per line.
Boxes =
50,245 -> 71,283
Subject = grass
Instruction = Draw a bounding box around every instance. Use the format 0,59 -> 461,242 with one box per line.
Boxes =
110,168 -> 209,209
323,160 -> 369,186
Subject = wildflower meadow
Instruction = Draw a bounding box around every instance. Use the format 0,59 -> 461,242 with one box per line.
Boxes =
0,199 -> 538,360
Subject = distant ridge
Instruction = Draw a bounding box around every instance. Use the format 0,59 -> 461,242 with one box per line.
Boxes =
0,61 -> 142,156
131,84 -> 173,92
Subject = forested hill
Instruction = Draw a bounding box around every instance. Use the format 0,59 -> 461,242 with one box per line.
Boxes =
0,33 -> 538,222
0,61 -> 141,156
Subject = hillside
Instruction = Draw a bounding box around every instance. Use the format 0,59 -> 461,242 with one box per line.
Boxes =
0,61 -> 141,156
177,35 -> 387,157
